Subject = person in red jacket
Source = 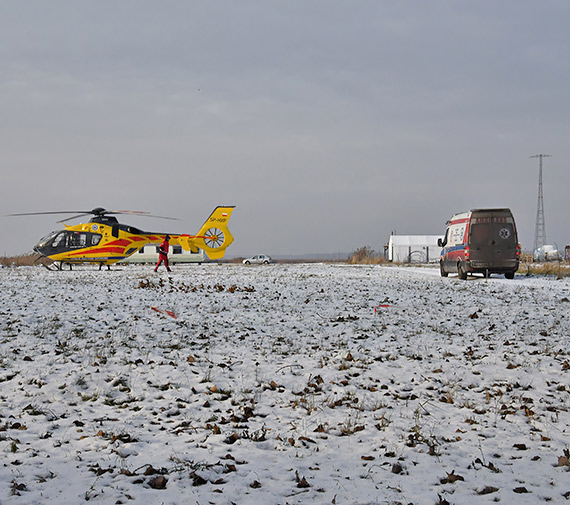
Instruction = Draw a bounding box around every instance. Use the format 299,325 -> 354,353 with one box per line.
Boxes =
154,235 -> 171,272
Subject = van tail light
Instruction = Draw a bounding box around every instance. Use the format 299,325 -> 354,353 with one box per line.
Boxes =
465,245 -> 470,261
516,243 -> 521,258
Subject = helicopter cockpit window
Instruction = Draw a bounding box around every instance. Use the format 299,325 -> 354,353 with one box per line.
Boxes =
89,234 -> 102,246
43,231 -> 100,250
51,232 -> 67,248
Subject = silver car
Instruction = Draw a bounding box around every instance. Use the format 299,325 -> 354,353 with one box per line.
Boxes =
243,254 -> 271,265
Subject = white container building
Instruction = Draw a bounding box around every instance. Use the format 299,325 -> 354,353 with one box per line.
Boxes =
386,235 -> 442,264
121,244 -> 205,264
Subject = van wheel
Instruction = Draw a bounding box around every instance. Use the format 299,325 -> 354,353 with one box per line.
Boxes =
505,271 -> 515,279
440,262 -> 448,277
457,262 -> 467,280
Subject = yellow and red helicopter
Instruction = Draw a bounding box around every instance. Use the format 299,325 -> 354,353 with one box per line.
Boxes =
10,206 -> 235,270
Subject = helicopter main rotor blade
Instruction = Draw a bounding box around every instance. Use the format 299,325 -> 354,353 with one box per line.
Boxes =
8,208 -> 180,222
108,211 -> 180,220
56,213 -> 92,223
8,211 -> 93,217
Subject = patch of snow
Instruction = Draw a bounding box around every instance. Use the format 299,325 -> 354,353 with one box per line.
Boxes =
1,264 -> 569,504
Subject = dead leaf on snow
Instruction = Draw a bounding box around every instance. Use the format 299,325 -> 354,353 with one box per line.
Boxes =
477,486 -> 499,495
148,475 -> 168,489
143,465 -> 161,475
435,494 -> 451,505
513,487 -> 529,493
191,473 -> 208,486
224,433 -> 238,444
391,462 -> 404,474
440,470 -> 464,484
556,456 -> 570,468
440,394 -> 454,404
297,476 -> 310,488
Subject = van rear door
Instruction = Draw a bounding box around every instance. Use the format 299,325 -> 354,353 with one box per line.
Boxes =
468,209 -> 518,271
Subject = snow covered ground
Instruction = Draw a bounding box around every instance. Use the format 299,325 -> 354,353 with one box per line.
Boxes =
0,263 -> 569,505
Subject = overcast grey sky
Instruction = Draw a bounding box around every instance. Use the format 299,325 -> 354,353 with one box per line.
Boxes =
1,1 -> 569,258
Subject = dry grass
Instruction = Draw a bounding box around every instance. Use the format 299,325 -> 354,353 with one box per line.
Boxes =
0,254 -> 52,267
347,246 -> 385,265
518,260 -> 570,278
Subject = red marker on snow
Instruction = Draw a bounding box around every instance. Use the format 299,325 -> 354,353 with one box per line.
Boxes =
151,306 -> 177,319
374,304 -> 390,314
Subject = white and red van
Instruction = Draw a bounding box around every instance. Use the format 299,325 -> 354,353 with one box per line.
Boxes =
438,208 -> 520,279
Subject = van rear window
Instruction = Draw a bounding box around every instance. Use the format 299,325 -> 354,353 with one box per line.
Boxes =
472,216 -> 509,224
470,223 -> 515,246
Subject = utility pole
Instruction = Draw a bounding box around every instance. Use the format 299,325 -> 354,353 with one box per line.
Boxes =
530,154 -> 551,252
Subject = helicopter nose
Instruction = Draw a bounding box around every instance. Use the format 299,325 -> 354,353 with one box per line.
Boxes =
33,243 -> 47,256
33,238 -> 52,257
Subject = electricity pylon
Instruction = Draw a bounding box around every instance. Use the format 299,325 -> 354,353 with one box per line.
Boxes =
530,154 -> 551,252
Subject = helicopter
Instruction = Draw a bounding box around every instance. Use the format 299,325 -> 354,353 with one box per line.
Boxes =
9,206 -> 235,270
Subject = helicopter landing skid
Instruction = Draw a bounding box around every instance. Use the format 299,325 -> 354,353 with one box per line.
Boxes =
40,262 -> 58,271
39,261 -> 72,271
39,261 -> 115,271
34,255 -> 58,271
